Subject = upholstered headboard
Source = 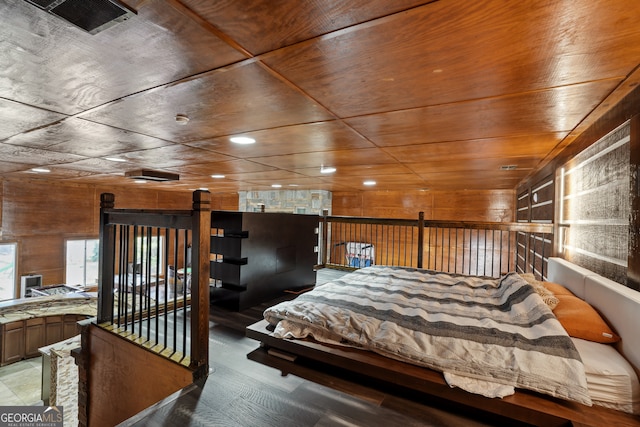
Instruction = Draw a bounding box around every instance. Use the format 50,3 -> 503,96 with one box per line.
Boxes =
547,257 -> 640,376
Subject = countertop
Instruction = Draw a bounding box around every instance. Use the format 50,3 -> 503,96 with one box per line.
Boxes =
39,334 -> 82,356
0,293 -> 97,325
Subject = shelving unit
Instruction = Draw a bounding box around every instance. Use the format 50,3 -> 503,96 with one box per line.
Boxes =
210,211 -> 319,310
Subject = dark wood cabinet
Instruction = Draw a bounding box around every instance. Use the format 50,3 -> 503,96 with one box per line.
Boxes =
0,314 -> 89,366
63,314 -> 81,337
45,315 -> 63,346
1,321 -> 25,365
210,211 -> 319,310
25,317 -> 46,358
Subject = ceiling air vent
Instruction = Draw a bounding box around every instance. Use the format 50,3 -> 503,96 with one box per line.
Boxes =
125,170 -> 180,182
24,0 -> 136,35
500,165 -> 518,171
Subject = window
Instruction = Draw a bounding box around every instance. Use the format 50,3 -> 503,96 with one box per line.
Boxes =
0,243 -> 17,301
134,235 -> 164,275
66,239 -> 99,287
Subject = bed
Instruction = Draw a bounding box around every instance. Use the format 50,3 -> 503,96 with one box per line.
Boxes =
246,258 -> 640,427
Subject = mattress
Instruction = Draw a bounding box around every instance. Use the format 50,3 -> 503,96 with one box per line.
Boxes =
572,337 -> 640,414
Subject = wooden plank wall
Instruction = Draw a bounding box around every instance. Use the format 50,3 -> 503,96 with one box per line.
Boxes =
629,115 -> 640,291
1,180 -> 514,294
0,179 -> 238,293
518,84 -> 640,290
559,123 -> 630,284
332,189 -> 515,221
516,174 -> 554,278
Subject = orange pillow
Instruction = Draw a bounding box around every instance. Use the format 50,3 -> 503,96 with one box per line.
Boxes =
552,294 -> 620,344
542,281 -> 575,296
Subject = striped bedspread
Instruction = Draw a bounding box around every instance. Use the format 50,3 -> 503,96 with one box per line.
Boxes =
264,266 -> 592,405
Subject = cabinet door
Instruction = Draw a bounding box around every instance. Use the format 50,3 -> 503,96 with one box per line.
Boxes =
1,321 -> 25,366
45,316 -> 63,346
25,317 -> 46,358
63,315 -> 84,339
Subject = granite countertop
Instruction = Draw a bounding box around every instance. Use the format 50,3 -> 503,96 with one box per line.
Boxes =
39,334 -> 82,356
0,293 -> 97,324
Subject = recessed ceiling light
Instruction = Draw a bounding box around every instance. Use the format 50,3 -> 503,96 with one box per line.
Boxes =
320,166 -> 336,174
198,187 -> 209,191
133,180 -> 147,184
271,184 -> 282,188
211,174 -> 225,179
31,168 -> 50,173
175,114 -> 190,125
105,157 -> 126,162
363,180 -> 377,186
230,136 -> 255,145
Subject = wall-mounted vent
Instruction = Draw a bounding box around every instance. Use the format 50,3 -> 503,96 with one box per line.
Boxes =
125,169 -> 180,182
500,165 -> 518,171
24,0 -> 136,35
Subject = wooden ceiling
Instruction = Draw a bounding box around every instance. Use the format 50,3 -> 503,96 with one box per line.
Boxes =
1,0 -> 640,193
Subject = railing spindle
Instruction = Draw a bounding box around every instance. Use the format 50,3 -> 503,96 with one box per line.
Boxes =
319,215 -> 552,278
97,191 -> 210,373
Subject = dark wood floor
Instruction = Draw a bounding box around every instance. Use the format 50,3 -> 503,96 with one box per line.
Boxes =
121,270 -> 531,427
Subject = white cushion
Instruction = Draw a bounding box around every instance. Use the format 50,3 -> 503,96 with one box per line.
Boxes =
547,258 -> 591,298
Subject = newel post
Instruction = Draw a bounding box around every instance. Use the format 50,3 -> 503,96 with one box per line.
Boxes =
190,189 -> 211,378
417,211 -> 424,269
321,209 -> 329,267
97,193 -> 115,324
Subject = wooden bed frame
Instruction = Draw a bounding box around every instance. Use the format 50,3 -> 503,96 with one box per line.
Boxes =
246,258 -> 640,427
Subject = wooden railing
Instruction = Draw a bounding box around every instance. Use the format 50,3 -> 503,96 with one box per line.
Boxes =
96,190 -> 211,375
319,212 -> 554,279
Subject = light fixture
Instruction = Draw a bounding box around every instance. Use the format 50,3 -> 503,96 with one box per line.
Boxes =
211,174 -> 225,179
230,136 -> 255,145
133,180 -> 146,184
105,157 -> 126,162
271,184 -> 282,188
31,167 -> 50,173
175,114 -> 190,125
320,166 -> 336,174
125,169 -> 179,182
363,180 -> 376,186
